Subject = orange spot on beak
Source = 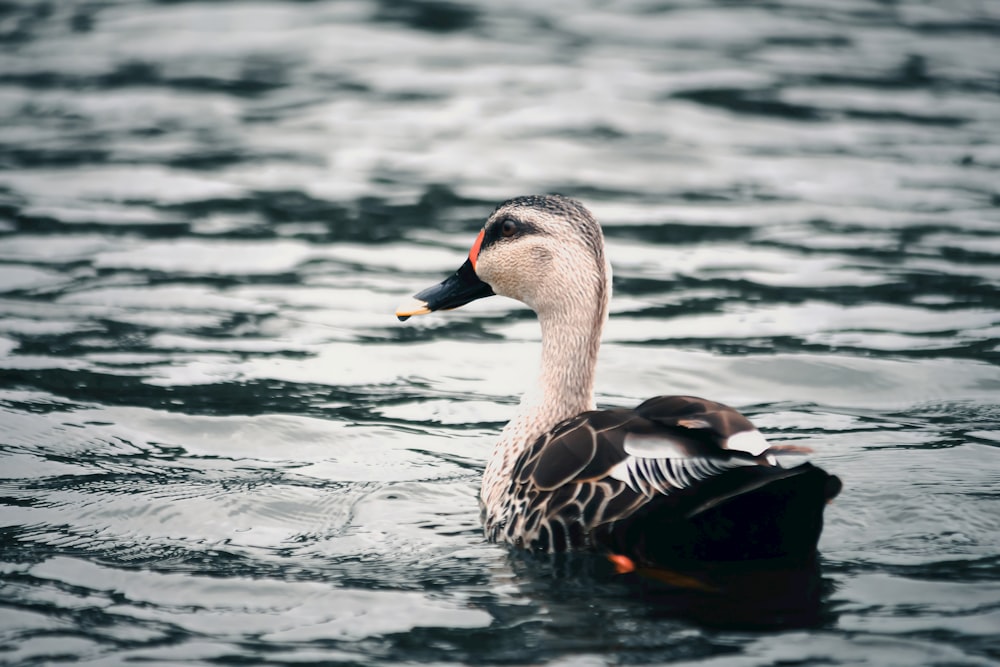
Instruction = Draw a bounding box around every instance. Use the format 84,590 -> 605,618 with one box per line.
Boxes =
468,229 -> 485,271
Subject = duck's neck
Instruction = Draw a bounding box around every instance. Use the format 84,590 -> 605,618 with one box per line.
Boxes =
481,268 -> 610,506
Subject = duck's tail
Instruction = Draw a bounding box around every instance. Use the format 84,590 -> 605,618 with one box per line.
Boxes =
607,463 -> 841,566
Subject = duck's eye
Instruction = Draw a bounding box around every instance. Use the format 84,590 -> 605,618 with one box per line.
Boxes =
501,218 -> 518,237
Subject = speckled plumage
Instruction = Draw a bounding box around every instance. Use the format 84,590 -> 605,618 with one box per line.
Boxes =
481,394 -> 839,564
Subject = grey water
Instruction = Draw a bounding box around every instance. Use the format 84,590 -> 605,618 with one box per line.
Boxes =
1,0 -> 999,664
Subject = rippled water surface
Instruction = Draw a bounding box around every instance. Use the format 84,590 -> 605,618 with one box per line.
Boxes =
2,0 -> 1000,665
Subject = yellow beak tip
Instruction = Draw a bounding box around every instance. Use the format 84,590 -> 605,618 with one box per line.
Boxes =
395,298 -> 431,321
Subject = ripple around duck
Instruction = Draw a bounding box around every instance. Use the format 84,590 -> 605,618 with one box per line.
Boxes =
1,0 -> 999,664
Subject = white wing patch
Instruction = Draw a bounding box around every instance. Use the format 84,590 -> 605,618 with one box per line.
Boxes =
622,433 -> 692,459
726,429 -> 770,456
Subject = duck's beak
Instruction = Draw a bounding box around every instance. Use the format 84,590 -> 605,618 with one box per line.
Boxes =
396,256 -> 494,321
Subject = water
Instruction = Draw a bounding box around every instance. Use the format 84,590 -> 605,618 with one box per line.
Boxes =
1,0 -> 999,664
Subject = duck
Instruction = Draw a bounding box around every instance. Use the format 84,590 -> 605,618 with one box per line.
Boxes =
396,194 -> 841,568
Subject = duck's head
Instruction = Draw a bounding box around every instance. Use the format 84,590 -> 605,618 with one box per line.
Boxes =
396,194 -> 608,321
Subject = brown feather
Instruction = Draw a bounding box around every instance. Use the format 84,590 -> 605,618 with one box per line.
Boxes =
637,395 -> 757,441
530,419 -> 598,490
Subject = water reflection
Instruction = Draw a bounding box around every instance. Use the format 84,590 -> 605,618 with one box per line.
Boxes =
508,551 -> 834,632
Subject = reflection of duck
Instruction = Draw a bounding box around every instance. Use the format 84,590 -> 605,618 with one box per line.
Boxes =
397,194 -> 841,568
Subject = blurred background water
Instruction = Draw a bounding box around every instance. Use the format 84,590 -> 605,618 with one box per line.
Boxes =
1,0 -> 999,665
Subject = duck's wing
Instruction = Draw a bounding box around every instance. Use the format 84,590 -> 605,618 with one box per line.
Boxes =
508,396 -> 839,561
634,395 -> 771,456
507,399 -> 769,549
524,396 -> 768,500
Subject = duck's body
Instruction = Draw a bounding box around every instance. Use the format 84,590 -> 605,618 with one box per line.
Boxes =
483,397 -> 839,565
397,195 -> 840,567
